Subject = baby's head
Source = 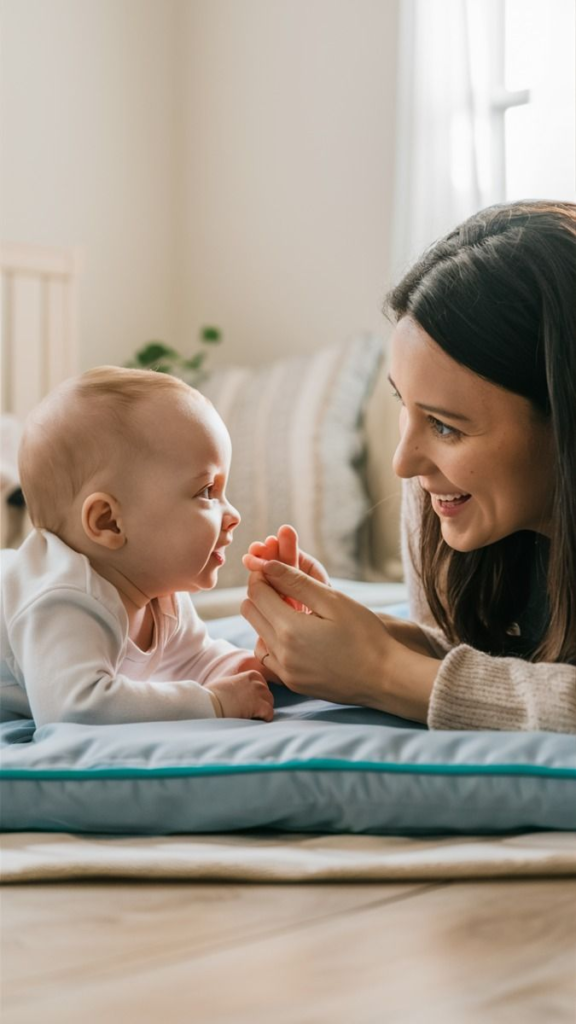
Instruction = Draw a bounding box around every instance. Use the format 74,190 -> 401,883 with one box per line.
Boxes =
19,366 -> 240,596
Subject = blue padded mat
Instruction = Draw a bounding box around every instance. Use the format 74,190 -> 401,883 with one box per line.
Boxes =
1,613 -> 575,835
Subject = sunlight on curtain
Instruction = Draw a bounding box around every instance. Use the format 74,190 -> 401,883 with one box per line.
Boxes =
504,0 -> 576,202
391,0 -> 500,276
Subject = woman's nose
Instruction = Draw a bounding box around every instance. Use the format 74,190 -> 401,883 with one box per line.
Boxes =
392,413 -> 434,479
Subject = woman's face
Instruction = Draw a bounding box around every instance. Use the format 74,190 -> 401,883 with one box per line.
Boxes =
390,317 -> 555,550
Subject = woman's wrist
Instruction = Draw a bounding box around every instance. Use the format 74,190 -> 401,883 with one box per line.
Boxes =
367,622 -> 441,723
376,613 -> 441,658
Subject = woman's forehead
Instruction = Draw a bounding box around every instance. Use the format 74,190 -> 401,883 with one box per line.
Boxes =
390,318 -> 502,414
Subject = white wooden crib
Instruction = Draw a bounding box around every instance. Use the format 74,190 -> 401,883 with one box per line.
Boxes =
0,243 -> 82,547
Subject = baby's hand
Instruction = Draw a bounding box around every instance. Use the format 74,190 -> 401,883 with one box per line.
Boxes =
205,671 -> 274,721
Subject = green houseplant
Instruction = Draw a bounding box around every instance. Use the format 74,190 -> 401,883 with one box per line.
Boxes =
126,326 -> 222,388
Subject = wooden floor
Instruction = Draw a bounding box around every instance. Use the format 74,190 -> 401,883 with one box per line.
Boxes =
2,879 -> 576,1023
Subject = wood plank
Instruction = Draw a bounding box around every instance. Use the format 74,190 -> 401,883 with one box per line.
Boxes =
2,880 -> 574,1023
0,879 -> 428,1017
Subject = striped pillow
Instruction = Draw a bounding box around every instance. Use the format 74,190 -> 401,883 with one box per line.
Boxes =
200,334 -> 384,587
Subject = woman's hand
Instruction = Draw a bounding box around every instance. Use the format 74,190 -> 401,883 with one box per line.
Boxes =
241,561 -> 441,721
242,524 -> 330,613
242,524 -> 330,679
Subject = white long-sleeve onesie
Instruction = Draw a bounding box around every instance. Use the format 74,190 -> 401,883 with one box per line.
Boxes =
0,530 -> 251,726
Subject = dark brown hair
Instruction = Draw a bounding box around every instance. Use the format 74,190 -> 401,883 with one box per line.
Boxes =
386,201 -> 576,663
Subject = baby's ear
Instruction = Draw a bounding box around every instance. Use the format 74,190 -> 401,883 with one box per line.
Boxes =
81,492 -> 126,549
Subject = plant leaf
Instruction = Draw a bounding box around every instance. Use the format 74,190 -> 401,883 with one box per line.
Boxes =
136,341 -> 179,365
200,326 -> 221,344
183,353 -> 206,370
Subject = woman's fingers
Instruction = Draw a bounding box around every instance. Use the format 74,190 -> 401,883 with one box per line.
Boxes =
245,572 -> 303,627
254,562 -> 336,620
254,637 -> 283,684
276,525 -> 301,607
254,636 -> 268,662
242,552 -> 267,572
300,552 -> 331,585
240,589 -> 280,648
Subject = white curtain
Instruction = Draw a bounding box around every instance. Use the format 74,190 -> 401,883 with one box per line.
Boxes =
391,0 -> 499,277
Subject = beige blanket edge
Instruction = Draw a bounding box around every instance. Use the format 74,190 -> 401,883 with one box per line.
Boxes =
2,830 -> 576,883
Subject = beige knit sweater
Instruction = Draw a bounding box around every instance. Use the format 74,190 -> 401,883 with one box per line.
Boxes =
400,480 -> 576,733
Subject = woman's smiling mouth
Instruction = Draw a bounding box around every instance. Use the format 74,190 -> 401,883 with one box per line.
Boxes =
430,492 -> 472,517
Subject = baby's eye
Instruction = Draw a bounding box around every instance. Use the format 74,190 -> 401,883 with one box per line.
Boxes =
197,484 -> 215,499
390,386 -> 402,403
427,416 -> 462,441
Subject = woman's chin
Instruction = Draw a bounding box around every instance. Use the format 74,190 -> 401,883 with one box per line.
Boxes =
440,523 -> 478,552
441,523 -> 498,553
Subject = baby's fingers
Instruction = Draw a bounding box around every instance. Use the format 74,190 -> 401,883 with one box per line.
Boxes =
248,540 -> 267,555
277,525 -> 299,567
254,701 -> 274,722
254,681 -> 274,721
264,536 -> 280,560
246,536 -> 279,562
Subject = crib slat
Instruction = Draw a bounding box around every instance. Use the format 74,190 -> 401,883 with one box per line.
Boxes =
0,243 -> 80,419
44,278 -> 77,393
10,275 -> 44,420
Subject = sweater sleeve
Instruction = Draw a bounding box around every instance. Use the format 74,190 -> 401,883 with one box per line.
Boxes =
8,588 -> 218,727
428,645 -> 576,732
400,479 -> 576,733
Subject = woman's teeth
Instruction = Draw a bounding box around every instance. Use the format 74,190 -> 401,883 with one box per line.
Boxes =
436,493 -> 469,501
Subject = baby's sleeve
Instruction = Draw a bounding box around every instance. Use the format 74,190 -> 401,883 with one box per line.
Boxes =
167,593 -> 256,685
8,588 -> 218,726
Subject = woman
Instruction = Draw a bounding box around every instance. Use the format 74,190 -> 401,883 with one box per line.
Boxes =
242,200 -> 576,733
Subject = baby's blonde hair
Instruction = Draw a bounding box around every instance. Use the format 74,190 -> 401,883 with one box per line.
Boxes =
19,366 -> 201,534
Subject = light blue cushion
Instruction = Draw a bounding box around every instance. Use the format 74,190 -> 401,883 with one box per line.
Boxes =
1,612 -> 575,835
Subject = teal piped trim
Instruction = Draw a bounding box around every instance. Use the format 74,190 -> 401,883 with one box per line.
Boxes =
1,759 -> 575,781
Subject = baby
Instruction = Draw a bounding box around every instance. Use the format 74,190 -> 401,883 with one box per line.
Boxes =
0,367 -> 273,727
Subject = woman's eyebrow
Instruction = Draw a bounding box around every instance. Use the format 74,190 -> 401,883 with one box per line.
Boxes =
387,374 -> 474,424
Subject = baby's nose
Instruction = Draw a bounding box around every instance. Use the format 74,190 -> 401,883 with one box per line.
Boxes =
224,504 -> 241,530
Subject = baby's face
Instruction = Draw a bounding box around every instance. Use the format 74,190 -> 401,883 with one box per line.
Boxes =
117,394 -> 240,597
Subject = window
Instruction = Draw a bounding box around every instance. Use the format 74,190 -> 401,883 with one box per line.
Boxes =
504,0 -> 575,201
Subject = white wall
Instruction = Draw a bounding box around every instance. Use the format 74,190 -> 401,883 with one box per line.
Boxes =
0,0 -> 181,371
177,0 -> 400,366
1,0 -> 400,371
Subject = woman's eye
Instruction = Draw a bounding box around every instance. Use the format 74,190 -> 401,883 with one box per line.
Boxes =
427,416 -> 462,441
390,387 -> 402,403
